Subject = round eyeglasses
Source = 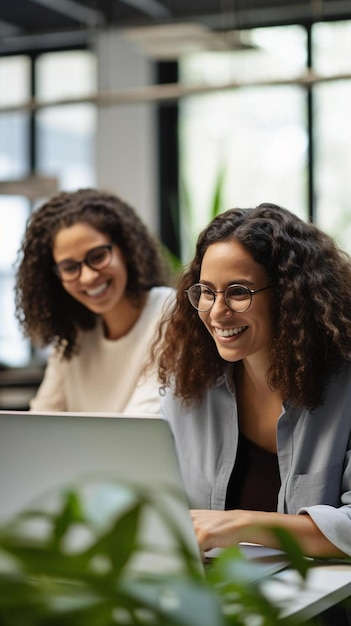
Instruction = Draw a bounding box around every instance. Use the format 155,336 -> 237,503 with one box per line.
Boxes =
53,244 -> 113,283
185,283 -> 273,313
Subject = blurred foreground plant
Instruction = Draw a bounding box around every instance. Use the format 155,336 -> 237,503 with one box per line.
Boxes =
0,481 -> 309,626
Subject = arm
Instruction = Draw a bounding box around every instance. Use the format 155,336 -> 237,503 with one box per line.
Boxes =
190,509 -> 348,558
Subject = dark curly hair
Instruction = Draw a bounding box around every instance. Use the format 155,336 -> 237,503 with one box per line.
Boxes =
15,188 -> 170,359
156,202 -> 351,410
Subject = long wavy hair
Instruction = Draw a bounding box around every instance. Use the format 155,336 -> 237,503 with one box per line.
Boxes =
15,188 -> 170,359
157,203 -> 351,409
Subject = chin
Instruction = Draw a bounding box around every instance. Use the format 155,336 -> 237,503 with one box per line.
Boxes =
215,346 -> 241,362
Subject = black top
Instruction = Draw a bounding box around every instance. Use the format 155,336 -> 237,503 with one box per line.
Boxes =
225,432 -> 281,512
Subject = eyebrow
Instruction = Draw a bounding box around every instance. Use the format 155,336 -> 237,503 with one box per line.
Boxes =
198,279 -> 255,288
56,255 -> 84,266
56,244 -> 109,265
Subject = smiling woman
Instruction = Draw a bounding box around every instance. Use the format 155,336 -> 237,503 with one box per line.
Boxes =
14,188 -> 173,414
154,202 -> 351,562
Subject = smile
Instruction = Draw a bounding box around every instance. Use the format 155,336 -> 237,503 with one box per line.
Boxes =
85,282 -> 109,297
214,325 -> 247,338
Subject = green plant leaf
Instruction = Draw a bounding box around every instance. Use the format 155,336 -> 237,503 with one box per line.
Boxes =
51,489 -> 85,547
83,500 -> 142,577
270,527 -> 310,580
209,162 -> 226,220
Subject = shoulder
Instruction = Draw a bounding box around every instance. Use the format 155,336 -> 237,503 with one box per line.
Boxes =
145,286 -> 175,313
161,379 -> 233,429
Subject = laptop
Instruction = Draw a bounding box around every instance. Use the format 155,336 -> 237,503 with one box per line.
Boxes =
0,410 -> 288,579
0,410 -> 204,576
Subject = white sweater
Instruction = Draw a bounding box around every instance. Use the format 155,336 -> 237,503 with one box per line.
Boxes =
30,287 -> 173,415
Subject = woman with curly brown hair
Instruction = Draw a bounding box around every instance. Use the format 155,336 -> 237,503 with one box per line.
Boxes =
157,202 -> 351,559
15,188 -> 173,414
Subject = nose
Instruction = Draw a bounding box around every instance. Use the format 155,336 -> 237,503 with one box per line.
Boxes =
79,262 -> 100,283
210,292 -> 232,318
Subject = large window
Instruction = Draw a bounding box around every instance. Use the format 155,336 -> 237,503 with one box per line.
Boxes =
1,20 -> 351,365
0,50 -> 96,367
179,22 -> 351,261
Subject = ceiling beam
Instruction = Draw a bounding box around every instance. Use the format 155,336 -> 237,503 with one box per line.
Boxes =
0,19 -> 21,36
117,0 -> 172,19
0,29 -> 90,54
30,0 -> 105,28
1,69 -> 351,111
194,0 -> 351,30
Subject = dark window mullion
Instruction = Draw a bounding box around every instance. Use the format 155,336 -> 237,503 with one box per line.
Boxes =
306,25 -> 315,223
156,61 -> 180,259
29,53 -> 38,175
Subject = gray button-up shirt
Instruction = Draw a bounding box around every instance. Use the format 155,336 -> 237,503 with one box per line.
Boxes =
161,361 -> 351,556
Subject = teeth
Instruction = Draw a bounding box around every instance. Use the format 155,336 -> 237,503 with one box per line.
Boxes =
215,326 -> 246,337
86,282 -> 108,297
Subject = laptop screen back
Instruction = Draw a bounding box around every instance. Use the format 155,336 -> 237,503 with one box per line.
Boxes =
0,411 -> 203,575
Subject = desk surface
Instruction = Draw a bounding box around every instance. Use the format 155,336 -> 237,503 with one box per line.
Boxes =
263,563 -> 351,622
209,544 -> 351,622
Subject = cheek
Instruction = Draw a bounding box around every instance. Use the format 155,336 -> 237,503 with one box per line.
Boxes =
61,283 -> 78,298
117,266 -> 129,291
112,257 -> 128,282
198,311 -> 211,330
255,308 -> 276,342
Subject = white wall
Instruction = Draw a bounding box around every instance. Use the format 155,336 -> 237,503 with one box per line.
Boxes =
95,28 -> 158,233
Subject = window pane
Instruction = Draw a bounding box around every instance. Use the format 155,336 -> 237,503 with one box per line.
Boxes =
0,57 -> 31,366
313,21 -> 351,74
182,25 -> 306,86
313,81 -> 351,253
37,104 -> 96,189
0,55 -> 30,178
36,50 -> 96,189
180,87 -> 307,260
313,21 -> 351,253
0,56 -> 30,106
0,197 -> 31,366
0,113 -> 29,179
36,50 -> 96,100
